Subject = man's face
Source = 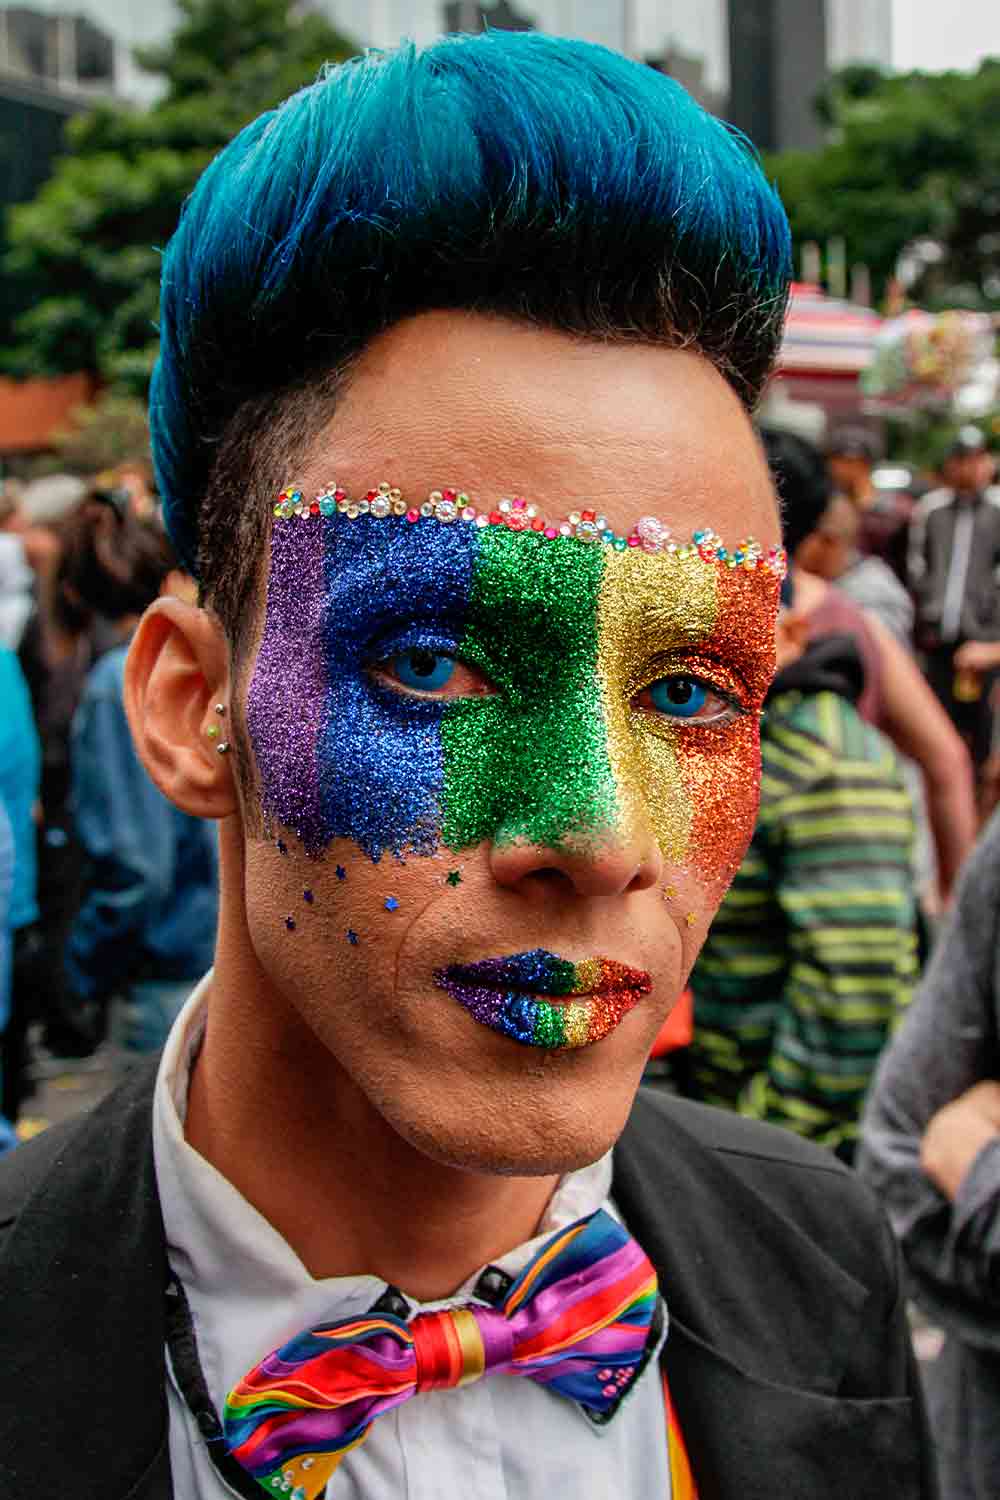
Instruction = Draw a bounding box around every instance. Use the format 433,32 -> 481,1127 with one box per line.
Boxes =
827,452 -> 869,501
945,450 -> 988,492
236,312 -> 780,1175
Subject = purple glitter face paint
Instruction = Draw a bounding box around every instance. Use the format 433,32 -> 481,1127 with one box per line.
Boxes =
434,949 -> 653,1049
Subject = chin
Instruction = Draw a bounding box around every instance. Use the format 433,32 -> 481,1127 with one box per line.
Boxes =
371,1044 -> 648,1178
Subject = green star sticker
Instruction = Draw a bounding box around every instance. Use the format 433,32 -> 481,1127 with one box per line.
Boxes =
445,870 -> 463,887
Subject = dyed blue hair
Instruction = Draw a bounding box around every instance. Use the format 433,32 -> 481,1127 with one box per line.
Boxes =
151,31 -> 791,577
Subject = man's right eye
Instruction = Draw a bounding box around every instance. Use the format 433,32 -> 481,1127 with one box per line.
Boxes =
372,648 -> 496,700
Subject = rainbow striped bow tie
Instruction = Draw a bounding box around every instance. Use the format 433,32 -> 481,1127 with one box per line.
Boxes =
224,1208 -> 660,1498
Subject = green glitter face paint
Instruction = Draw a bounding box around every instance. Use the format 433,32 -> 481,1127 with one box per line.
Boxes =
440,528 -> 617,852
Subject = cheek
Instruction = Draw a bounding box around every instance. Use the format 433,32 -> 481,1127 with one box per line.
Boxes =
675,715 -> 762,895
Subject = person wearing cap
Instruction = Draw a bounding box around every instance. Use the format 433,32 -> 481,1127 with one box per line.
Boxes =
0,34 -> 931,1500
907,427 -> 1000,771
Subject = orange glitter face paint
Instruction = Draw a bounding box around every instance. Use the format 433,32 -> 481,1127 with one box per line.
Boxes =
671,566 -> 779,893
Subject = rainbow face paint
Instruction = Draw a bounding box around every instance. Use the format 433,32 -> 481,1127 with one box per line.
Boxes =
246,506 -> 778,885
434,950 -> 653,1049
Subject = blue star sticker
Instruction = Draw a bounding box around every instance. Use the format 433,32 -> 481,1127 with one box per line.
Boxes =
335,865 -> 347,881
384,897 -> 399,912
346,929 -> 359,946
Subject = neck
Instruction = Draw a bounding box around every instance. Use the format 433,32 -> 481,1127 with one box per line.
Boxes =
185,853 -> 559,1301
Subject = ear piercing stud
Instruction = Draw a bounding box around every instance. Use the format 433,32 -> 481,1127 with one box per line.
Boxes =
207,702 -> 229,752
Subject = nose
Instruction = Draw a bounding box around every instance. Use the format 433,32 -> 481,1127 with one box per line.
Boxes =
489,821 -> 663,899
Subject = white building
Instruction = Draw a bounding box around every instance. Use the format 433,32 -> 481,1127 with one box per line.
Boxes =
827,0 -> 892,69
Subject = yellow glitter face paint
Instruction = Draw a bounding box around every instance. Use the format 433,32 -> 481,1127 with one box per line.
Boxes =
597,546 -> 720,867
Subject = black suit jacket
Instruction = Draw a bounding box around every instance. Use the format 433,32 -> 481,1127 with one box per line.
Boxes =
0,1063 -> 935,1498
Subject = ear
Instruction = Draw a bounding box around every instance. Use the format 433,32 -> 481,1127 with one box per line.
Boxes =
124,596 -> 237,819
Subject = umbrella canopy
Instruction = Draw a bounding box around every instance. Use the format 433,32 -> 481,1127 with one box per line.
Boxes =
778,283 -> 883,377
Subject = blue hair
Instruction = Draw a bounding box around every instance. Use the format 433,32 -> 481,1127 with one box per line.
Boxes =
151,30 -> 791,575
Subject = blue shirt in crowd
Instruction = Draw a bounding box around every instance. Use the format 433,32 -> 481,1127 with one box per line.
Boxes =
65,643 -> 218,1004
0,646 -> 40,935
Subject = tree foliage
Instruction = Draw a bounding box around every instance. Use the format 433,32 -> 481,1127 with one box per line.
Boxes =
767,60 -> 1000,310
1,0 -> 355,389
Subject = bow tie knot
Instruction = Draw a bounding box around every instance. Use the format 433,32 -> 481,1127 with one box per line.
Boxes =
225,1209 -> 659,1499
411,1305 -> 506,1391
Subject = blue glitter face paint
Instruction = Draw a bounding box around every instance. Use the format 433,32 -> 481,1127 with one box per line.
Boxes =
247,510 -> 477,859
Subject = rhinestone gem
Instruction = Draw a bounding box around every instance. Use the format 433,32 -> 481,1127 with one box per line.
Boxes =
370,496 -> 391,518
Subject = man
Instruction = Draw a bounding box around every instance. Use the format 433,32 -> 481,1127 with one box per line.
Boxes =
907,427 -> 1000,768
826,424 -> 911,576
797,490 -> 915,646
0,33 -> 931,1499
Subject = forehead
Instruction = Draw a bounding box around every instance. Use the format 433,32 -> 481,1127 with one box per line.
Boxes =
293,311 -> 779,552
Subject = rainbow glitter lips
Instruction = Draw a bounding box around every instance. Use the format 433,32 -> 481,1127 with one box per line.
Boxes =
434,949 -> 653,1049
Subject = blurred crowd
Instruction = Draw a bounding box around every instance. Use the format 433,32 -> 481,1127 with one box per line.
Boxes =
0,467 -> 217,1150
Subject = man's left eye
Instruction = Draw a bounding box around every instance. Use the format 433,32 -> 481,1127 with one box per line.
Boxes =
373,648 -> 495,700
634,675 -> 739,724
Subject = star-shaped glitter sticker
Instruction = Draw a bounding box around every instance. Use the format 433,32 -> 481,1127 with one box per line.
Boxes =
663,885 -> 677,900
346,929 -> 358,945
445,870 -> 463,887
685,912 -> 697,927
384,897 -> 399,912
335,866 -> 347,881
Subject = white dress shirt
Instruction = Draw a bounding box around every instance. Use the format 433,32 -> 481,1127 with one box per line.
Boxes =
154,979 -> 671,1499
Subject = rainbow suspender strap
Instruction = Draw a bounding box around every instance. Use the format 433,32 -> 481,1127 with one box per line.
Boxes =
664,1368 -> 699,1499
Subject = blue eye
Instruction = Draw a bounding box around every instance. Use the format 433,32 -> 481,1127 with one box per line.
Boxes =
648,676 -> 709,719
391,648 -> 457,692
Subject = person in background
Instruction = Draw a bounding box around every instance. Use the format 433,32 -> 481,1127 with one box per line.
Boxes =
797,490 -> 915,646
827,424 -> 912,578
24,489 -> 131,1062
61,496 -> 217,1056
0,646 -> 40,1129
766,428 -> 976,910
907,426 -> 1000,772
0,800 -> 16,1154
860,810 -> 1000,1500
686,561 -> 917,1161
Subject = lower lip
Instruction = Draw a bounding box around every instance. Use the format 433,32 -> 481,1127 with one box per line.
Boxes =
434,952 -> 653,1050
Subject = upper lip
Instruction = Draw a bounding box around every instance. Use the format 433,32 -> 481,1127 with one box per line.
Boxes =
436,949 -> 652,997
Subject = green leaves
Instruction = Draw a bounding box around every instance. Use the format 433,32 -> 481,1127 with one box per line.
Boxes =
767,60 -> 1000,309
1,0 -> 355,389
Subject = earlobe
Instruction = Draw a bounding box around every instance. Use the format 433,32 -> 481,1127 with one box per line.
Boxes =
124,597 -> 238,819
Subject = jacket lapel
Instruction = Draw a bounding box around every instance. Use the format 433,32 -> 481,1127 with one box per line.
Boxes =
0,1060 -> 170,1500
613,1088 -> 929,1500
